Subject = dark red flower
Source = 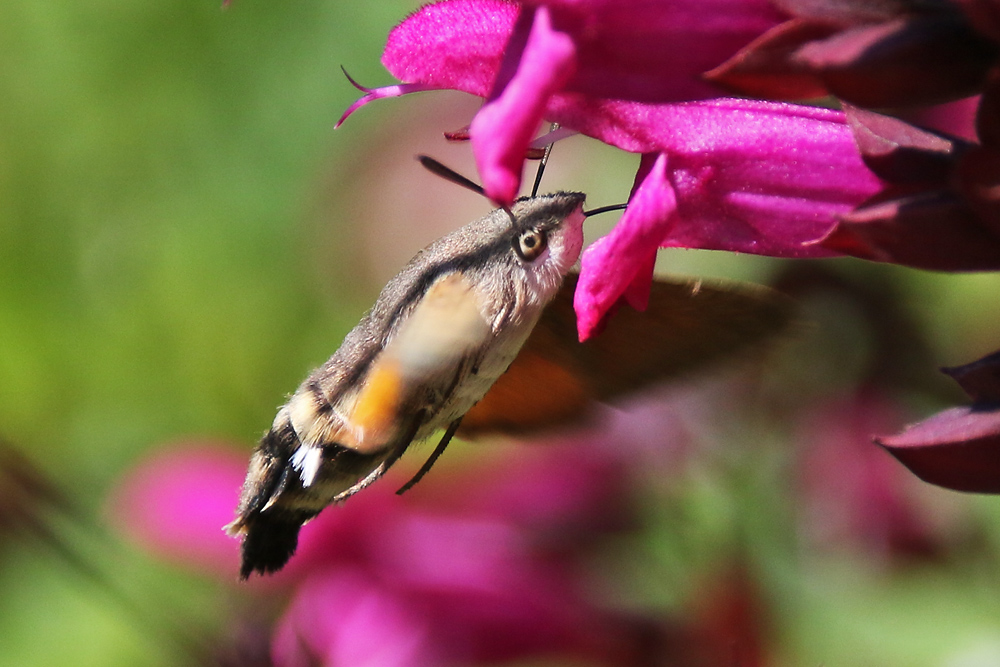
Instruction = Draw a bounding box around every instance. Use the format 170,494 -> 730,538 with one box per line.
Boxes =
878,350 -> 1000,494
818,105 -> 1000,269
708,0 -> 1000,108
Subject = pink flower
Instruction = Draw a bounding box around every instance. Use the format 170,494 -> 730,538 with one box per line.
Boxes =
797,391 -> 947,560
340,2 -> 885,338
342,0 -> 786,206
108,441 -> 246,574
110,436 -> 696,665
563,98 -> 883,337
773,264 -> 974,550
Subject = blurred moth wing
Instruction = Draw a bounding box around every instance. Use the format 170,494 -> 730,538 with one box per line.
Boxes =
348,273 -> 491,451
460,273 -> 794,437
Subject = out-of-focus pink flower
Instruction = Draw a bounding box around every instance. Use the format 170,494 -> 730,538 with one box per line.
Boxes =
112,435 -> 711,666
772,264 -> 968,561
342,0 -> 787,206
109,441 -> 245,574
798,391 -> 947,560
878,350 -> 1000,494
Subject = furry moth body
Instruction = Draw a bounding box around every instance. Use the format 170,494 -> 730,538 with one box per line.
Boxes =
227,192 -> 587,578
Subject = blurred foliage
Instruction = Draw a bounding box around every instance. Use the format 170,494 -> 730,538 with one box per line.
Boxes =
0,0 -> 410,484
0,1 -> 411,664
2,1 -> 1000,667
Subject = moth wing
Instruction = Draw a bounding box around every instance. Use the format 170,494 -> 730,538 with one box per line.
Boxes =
459,273 -> 793,437
347,272 -> 490,450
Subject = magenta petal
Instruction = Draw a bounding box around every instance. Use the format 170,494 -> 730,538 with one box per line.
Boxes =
109,442 -> 245,574
877,407 -> 1000,493
575,153 -> 676,341
552,99 -> 881,257
336,83 -> 446,128
548,100 -> 883,229
381,0 -> 783,104
470,5 -> 577,205
273,572 -> 438,667
382,0 -> 519,97
546,0 -> 786,102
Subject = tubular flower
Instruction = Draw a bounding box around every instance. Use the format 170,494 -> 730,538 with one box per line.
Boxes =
564,98 -> 883,338
339,1 -> 885,338
340,0 -> 787,206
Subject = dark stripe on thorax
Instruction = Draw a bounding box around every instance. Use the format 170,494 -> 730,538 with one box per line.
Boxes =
323,235 -> 513,407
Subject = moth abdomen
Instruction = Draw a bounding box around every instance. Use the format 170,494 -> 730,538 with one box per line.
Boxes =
236,506 -> 315,579
229,420 -> 388,577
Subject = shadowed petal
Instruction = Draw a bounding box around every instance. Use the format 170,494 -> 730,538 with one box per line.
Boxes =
943,351 -> 1000,403
705,18 -> 837,99
878,350 -> 1000,494
794,16 -> 997,107
956,145 -> 1000,235
877,407 -> 1000,494
820,191 -> 1000,270
898,96 -> 979,143
843,104 -> 963,185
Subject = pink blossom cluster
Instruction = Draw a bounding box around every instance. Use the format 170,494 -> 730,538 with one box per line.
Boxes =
338,0 -> 1000,494
112,437 -> 772,666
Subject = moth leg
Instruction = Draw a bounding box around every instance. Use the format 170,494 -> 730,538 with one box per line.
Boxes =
396,417 -> 462,495
331,409 -> 427,503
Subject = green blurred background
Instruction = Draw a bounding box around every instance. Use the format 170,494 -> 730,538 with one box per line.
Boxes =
3,1 -> 1000,666
0,1 -> 414,663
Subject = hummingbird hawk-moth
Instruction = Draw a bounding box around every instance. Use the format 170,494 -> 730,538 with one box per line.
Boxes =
226,161 -> 791,579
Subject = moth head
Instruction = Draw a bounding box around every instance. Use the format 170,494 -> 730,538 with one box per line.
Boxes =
500,191 -> 586,304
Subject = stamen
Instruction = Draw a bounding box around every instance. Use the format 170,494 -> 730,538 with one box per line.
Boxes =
530,122 -> 559,197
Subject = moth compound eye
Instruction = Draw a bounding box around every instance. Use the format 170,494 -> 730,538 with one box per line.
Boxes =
513,228 -> 548,262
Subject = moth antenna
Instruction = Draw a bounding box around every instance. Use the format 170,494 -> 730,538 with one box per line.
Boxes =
417,156 -> 516,223
584,203 -> 628,217
530,122 -> 559,197
396,418 -> 462,495
417,155 -> 485,197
